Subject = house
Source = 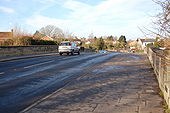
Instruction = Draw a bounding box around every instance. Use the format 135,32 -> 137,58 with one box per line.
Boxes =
127,40 -> 138,48
85,41 -> 91,44
41,35 -> 54,41
0,29 -> 13,41
112,40 -> 119,45
137,38 -> 155,49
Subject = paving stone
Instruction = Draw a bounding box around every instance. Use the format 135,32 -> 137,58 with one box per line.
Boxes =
140,108 -> 164,113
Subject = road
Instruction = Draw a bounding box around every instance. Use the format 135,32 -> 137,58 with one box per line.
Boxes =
0,52 -> 120,113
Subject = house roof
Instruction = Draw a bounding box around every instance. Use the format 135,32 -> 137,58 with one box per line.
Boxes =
139,38 -> 155,43
128,40 -> 137,46
41,36 -> 54,41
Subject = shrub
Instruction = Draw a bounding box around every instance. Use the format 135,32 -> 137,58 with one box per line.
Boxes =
12,36 -> 31,46
0,39 -> 14,46
29,39 -> 58,45
0,37 -> 58,46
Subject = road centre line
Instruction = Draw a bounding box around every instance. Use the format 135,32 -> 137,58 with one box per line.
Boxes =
24,60 -> 54,69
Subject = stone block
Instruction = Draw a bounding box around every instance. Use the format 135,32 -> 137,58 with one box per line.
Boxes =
163,81 -> 170,108
165,50 -> 170,57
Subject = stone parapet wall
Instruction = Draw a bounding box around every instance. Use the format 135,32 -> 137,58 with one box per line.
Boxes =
0,46 -> 95,58
80,47 -> 96,53
0,45 -> 58,57
146,47 -> 170,108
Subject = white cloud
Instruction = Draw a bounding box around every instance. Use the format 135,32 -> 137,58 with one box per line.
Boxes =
63,0 -> 91,11
26,0 -> 158,39
33,0 -> 64,4
33,0 -> 55,3
0,6 -> 15,13
26,15 -> 72,29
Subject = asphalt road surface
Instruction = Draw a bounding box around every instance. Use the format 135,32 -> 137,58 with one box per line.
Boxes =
0,52 -> 120,113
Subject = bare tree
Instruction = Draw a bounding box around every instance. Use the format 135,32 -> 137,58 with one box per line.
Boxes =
63,30 -> 74,39
139,0 -> 170,39
154,0 -> 170,38
88,33 -> 94,39
39,25 -> 64,39
13,24 -> 31,37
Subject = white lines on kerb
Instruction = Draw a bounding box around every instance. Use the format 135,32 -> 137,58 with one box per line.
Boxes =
0,72 -> 4,75
24,60 -> 54,69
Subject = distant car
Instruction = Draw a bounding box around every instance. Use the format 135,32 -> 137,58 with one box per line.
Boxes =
98,50 -> 107,53
58,41 -> 80,55
129,47 -> 137,53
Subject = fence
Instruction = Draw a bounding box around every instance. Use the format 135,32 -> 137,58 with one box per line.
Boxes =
146,47 -> 170,108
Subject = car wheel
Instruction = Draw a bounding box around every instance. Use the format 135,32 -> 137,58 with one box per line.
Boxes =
71,52 -> 74,55
71,50 -> 74,55
77,51 -> 80,55
59,53 -> 63,56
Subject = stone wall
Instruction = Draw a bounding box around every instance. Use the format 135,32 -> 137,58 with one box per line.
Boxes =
80,47 -> 96,53
0,46 -> 95,58
0,45 -> 58,57
146,47 -> 170,108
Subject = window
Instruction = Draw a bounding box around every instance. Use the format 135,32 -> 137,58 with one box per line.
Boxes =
60,42 -> 71,46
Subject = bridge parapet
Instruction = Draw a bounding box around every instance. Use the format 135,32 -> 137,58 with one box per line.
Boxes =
0,45 -> 58,57
147,47 -> 170,108
0,46 -> 95,58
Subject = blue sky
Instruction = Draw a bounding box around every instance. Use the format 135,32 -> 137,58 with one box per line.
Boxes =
0,0 -> 160,40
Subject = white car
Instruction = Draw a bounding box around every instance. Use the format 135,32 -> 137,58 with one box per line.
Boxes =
58,41 -> 80,55
98,50 -> 107,53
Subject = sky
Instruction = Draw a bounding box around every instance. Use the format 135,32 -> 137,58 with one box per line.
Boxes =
0,0 -> 161,40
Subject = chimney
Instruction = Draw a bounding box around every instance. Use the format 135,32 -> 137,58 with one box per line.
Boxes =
11,29 -> 13,38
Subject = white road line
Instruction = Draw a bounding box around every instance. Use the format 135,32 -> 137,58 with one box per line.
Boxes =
24,60 -> 54,69
0,72 -> 4,75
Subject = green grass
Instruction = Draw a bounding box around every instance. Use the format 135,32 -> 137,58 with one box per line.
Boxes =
159,90 -> 164,97
158,90 -> 170,113
135,50 -> 144,53
165,109 -> 170,113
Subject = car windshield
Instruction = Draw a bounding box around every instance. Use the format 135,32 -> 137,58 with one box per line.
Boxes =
60,42 -> 71,46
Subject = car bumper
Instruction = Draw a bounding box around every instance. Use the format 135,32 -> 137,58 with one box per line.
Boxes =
59,49 -> 73,53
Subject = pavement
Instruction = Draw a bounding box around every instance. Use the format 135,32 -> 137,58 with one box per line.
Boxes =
19,53 -> 164,113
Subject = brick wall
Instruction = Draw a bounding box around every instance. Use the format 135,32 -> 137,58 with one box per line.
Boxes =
0,30 -> 13,41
